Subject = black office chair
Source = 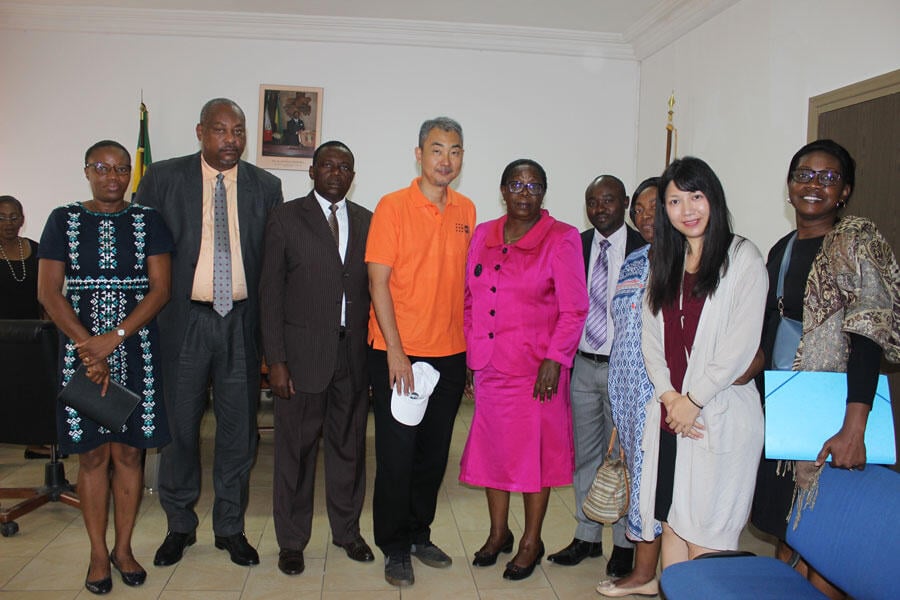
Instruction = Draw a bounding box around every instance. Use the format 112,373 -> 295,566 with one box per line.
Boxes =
0,319 -> 79,537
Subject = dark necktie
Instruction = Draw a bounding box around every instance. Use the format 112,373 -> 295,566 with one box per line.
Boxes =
328,204 -> 339,247
212,173 -> 233,317
585,239 -> 611,348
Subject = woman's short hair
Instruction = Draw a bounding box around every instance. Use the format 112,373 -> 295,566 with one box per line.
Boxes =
84,140 -> 131,165
500,159 -> 547,191
0,195 -> 23,214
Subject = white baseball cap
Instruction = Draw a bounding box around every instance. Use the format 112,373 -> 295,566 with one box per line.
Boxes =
391,362 -> 441,426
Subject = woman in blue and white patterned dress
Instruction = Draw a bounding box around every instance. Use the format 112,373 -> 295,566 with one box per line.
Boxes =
600,177 -> 663,597
38,140 -> 173,594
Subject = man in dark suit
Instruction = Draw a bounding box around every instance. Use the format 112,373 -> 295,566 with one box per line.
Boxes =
259,141 -> 374,576
136,98 -> 283,568
283,111 -> 305,146
548,175 -> 647,577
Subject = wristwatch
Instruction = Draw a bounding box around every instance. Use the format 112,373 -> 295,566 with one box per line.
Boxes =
116,328 -> 126,339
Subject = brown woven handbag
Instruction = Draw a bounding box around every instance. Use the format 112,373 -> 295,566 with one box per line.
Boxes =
582,427 -> 629,524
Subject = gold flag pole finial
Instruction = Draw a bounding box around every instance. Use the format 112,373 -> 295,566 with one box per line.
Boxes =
665,92 -> 676,167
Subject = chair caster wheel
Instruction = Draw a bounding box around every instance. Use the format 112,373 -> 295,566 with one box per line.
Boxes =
1,521 -> 19,537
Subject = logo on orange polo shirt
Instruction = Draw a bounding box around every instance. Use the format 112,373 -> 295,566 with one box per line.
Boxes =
455,223 -> 470,234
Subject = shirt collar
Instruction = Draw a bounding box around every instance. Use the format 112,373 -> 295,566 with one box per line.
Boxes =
411,177 -> 459,208
200,155 -> 238,183
593,223 -> 626,250
485,209 -> 554,249
314,190 -> 345,213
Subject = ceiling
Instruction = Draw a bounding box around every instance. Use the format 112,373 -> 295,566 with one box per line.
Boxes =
16,0 -> 680,35
3,1 -> 741,59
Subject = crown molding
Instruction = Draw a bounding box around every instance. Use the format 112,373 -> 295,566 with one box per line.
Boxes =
0,2 -> 635,60
625,0 -> 741,60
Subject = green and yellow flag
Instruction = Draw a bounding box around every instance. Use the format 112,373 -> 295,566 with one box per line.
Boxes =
131,102 -> 152,197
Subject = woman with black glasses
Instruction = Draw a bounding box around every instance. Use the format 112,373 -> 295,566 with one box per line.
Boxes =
751,139 -> 900,597
38,140 -> 173,594
459,159 -> 587,581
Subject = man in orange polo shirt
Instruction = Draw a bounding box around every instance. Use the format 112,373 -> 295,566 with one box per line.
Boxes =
366,117 -> 475,587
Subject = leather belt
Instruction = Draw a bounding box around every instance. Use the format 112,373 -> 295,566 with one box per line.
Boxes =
578,350 -> 609,363
190,299 -> 247,309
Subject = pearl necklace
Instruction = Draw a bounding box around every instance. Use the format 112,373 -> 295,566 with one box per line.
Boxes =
0,237 -> 27,283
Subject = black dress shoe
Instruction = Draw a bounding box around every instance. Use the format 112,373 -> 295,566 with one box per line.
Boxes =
84,568 -> 112,595
502,541 -> 545,581
605,545 -> 635,577
334,536 -> 375,562
547,538 -> 603,566
110,551 -> 147,586
472,530 -> 514,567
278,548 -> 305,575
154,531 -> 196,566
215,532 -> 260,566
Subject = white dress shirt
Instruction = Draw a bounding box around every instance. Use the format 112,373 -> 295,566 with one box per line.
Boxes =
315,191 -> 348,326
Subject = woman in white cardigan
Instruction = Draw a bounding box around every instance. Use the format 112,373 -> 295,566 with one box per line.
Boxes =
639,157 -> 767,567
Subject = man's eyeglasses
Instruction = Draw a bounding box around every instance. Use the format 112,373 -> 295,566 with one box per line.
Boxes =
506,181 -> 545,195
0,215 -> 22,223
85,162 -> 132,176
790,168 -> 842,187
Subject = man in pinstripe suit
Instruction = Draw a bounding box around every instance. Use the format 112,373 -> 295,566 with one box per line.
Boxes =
259,141 -> 374,576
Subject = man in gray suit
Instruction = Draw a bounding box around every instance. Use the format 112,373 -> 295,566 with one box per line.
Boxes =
259,141 -> 373,576
548,175 -> 646,577
136,98 -> 283,567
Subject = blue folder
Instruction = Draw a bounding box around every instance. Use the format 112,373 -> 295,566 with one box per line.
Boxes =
764,370 -> 896,464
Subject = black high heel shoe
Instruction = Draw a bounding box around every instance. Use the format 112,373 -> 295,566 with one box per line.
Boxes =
110,551 -> 147,587
502,541 -> 545,581
84,567 -> 112,595
472,531 -> 514,567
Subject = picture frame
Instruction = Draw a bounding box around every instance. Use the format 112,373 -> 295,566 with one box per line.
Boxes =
256,84 -> 324,171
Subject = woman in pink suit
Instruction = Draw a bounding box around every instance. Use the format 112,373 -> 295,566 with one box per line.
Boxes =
460,159 -> 588,581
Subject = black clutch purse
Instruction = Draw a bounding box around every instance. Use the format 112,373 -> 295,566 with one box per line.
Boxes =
57,364 -> 141,431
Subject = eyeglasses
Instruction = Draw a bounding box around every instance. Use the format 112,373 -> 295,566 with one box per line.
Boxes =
506,181 -> 545,195
0,215 -> 22,223
790,168 -> 842,187
85,162 -> 132,176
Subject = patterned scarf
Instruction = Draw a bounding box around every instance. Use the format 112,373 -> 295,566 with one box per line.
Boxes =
789,215 -> 900,527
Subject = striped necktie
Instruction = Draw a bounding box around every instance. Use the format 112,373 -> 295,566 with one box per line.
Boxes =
585,239 -> 611,348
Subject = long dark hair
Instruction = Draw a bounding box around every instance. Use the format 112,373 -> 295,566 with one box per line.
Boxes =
647,156 -> 734,314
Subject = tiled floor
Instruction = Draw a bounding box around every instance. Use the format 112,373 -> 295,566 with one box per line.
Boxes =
0,396 -> 775,598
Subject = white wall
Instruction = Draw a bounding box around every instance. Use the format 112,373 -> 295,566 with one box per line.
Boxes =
0,21 -> 639,242
636,0 -> 900,254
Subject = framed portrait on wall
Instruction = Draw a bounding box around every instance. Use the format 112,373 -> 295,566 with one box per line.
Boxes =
256,84 -> 323,170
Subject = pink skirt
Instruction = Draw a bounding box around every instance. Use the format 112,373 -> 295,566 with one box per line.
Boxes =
459,363 -> 574,493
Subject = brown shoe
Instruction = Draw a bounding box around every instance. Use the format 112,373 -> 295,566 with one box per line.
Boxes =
278,549 -> 304,575
334,537 -> 375,562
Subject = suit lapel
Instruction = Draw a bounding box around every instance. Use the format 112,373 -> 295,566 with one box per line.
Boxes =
236,162 -> 256,273
300,193 -> 343,263
345,202 -> 365,263
185,153 -> 204,262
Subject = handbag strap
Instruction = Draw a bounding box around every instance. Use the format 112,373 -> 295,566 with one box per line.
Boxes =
605,427 -> 625,461
776,232 -> 798,317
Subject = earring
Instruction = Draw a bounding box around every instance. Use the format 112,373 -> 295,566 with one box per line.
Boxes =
786,197 -> 792,205
837,200 -> 846,209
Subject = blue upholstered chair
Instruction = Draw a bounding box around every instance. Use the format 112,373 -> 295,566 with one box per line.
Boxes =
660,465 -> 900,600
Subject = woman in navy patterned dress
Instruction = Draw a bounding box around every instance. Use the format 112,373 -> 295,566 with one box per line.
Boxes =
38,140 -> 173,594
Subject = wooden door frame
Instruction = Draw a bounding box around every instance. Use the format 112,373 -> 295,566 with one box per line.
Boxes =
808,69 -> 900,141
